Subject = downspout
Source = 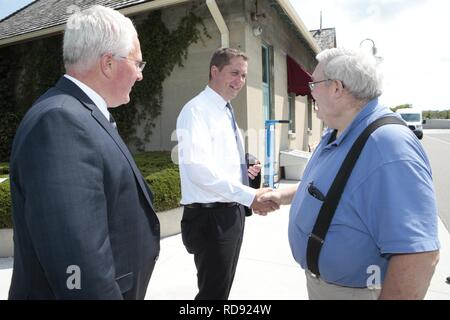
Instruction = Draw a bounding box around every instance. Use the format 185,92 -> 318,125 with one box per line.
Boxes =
206,0 -> 229,48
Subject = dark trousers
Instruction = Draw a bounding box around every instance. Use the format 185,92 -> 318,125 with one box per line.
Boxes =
181,205 -> 246,300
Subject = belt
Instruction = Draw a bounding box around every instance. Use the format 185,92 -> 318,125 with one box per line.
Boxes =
184,202 -> 239,209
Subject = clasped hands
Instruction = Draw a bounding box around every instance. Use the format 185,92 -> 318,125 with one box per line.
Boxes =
250,188 -> 281,215
247,160 -> 282,215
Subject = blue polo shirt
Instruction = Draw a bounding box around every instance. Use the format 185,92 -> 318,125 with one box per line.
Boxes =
288,99 -> 440,288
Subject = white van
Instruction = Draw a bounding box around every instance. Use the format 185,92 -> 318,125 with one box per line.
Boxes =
396,108 -> 425,140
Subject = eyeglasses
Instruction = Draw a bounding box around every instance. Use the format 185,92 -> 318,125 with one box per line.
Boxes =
113,55 -> 147,72
308,79 -> 331,91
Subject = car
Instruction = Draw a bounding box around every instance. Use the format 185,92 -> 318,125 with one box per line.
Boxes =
396,108 -> 425,140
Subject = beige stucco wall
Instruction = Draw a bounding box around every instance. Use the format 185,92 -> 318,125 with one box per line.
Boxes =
242,0 -> 318,179
135,4 -> 219,152
138,0 -> 321,179
138,0 -> 250,153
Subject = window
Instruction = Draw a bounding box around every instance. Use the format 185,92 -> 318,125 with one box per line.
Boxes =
261,44 -> 273,120
307,99 -> 313,131
288,94 -> 296,133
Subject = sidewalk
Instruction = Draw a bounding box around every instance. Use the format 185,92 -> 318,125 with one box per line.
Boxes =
1,181 -> 449,299
146,181 -> 307,300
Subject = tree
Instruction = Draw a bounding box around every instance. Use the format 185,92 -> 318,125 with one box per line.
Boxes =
391,104 -> 412,112
422,110 -> 450,119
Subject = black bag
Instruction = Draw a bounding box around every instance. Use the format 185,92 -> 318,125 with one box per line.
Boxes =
244,153 -> 261,217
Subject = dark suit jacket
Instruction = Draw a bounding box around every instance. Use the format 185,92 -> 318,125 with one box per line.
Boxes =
8,77 -> 160,299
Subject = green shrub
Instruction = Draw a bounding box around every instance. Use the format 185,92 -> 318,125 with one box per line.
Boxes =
0,113 -> 20,162
0,151 -> 180,227
145,168 -> 181,212
0,162 -> 10,174
134,151 -> 177,177
135,151 -> 181,212
0,180 -> 12,228
135,151 -> 181,211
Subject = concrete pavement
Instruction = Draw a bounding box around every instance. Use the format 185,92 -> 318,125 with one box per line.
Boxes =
1,181 -> 449,299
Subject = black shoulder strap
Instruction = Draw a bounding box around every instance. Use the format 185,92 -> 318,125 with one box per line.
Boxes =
306,116 -> 406,277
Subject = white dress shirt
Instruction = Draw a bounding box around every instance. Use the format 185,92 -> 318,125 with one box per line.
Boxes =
64,74 -> 111,122
176,85 -> 256,207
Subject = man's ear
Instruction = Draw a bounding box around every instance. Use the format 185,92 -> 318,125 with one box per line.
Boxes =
100,53 -> 114,78
210,65 -> 218,79
334,79 -> 345,97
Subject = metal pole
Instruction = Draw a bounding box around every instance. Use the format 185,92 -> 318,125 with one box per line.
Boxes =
263,120 -> 290,188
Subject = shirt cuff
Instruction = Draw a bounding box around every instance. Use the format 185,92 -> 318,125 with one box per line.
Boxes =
237,186 -> 257,207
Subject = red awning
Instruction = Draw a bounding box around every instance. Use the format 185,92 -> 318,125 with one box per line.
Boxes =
287,55 -> 312,97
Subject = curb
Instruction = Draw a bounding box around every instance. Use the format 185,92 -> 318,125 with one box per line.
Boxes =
156,206 -> 183,238
0,229 -> 13,258
0,206 -> 183,258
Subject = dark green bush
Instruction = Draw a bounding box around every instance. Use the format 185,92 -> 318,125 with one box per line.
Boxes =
0,181 -> 12,228
0,152 -> 180,228
145,168 -> 181,212
134,151 -> 177,177
0,162 -> 10,174
0,113 -> 21,162
136,151 -> 181,212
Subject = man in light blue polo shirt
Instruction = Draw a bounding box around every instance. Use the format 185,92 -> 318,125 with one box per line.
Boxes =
262,47 -> 439,299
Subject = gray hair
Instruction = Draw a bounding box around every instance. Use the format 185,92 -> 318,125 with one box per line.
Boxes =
316,47 -> 382,100
63,5 -> 137,72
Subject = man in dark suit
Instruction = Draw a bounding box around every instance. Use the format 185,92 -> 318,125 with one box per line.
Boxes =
8,5 -> 159,299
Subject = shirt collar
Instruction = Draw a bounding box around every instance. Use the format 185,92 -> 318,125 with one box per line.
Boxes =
64,74 -> 110,121
204,85 -> 229,110
328,98 -> 380,147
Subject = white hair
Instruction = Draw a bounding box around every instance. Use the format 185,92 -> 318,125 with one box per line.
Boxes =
63,5 -> 137,72
316,47 -> 382,100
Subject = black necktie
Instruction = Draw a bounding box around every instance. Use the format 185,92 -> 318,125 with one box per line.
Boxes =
109,113 -> 117,129
225,103 -> 249,186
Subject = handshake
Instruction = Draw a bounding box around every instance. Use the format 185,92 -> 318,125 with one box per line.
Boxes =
247,159 -> 296,216
249,188 -> 282,216
249,184 -> 298,215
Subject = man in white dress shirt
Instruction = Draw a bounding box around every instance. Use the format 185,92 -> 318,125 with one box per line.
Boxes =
176,48 -> 278,300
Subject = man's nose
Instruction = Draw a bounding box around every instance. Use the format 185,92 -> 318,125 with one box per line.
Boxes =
235,76 -> 245,85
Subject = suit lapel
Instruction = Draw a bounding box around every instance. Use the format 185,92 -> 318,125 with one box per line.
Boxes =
91,109 -> 155,211
55,77 -> 155,211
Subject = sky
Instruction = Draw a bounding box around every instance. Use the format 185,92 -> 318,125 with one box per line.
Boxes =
288,0 -> 450,111
1,0 -> 449,110
0,0 -> 33,20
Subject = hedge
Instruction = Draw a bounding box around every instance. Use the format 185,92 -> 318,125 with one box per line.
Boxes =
0,181 -> 12,228
0,162 -> 9,174
0,152 -> 180,228
134,151 -> 178,177
145,167 -> 181,212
